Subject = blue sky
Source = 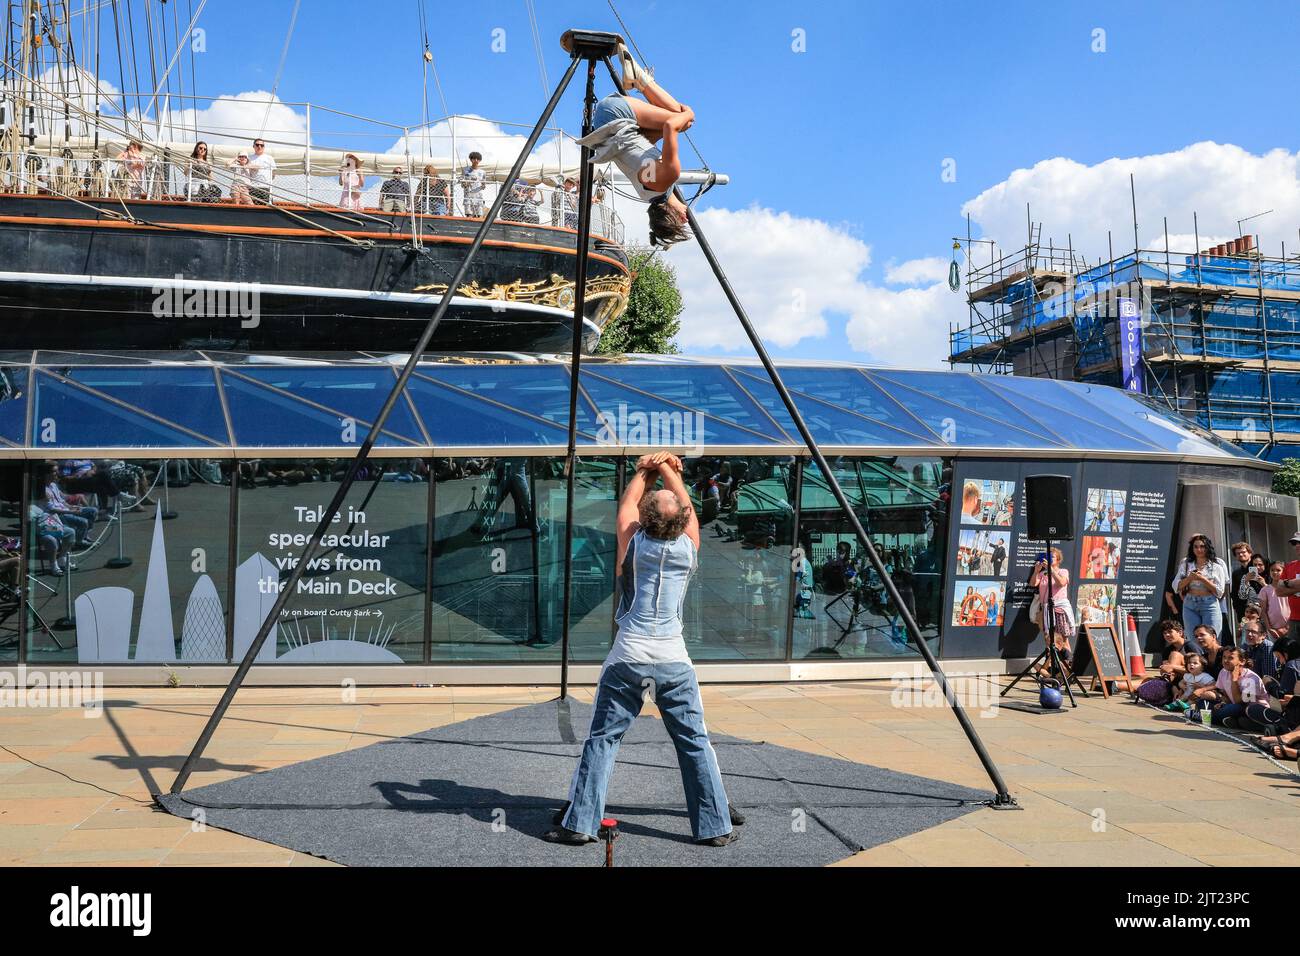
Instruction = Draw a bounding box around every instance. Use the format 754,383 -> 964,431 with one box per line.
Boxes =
99,0 -> 1300,364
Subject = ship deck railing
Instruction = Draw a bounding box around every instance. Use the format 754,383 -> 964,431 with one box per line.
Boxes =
0,87 -> 628,246
0,156 -> 625,246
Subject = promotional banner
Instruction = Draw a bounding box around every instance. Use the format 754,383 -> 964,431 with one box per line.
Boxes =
1119,297 -> 1144,393
942,458 -> 1177,660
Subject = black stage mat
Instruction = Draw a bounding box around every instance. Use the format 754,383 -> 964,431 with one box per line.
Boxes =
159,699 -> 989,866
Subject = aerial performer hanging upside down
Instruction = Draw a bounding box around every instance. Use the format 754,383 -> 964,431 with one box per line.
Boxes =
575,43 -> 695,248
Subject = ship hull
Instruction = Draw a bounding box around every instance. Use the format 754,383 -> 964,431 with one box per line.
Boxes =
0,194 -> 630,351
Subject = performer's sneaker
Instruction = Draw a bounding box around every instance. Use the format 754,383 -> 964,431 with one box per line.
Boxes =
617,43 -> 646,91
729,806 -> 746,826
696,829 -> 741,847
542,825 -> 596,846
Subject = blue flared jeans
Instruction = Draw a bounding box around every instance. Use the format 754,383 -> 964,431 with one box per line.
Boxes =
563,660 -> 732,841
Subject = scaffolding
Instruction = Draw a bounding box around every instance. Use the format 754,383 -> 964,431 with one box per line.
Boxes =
950,209 -> 1300,461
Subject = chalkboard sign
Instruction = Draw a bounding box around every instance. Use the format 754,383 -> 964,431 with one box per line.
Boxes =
1081,623 -> 1128,698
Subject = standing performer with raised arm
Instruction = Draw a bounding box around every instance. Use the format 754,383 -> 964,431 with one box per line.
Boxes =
545,451 -> 741,847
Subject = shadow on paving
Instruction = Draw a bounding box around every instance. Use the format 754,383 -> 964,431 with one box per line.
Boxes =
158,700 -> 989,866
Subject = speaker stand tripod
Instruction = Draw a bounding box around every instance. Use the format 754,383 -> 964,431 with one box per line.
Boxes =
1001,535 -> 1088,706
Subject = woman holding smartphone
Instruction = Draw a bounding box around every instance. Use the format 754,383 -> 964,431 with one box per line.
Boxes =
1172,534 -> 1229,636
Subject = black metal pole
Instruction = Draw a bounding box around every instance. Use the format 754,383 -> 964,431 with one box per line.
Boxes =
167,55 -> 584,797
681,203 -> 1016,807
558,59 -> 599,700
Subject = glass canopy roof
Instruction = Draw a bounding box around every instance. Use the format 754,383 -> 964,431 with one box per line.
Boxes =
0,351 -> 1258,464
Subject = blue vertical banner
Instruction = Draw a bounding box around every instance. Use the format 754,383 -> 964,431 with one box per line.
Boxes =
1119,297 -> 1144,393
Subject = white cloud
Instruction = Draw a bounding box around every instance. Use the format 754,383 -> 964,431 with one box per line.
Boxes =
884,256 -> 950,286
661,206 -> 962,367
604,204 -> 964,367
962,142 -> 1300,256
159,90 -> 308,146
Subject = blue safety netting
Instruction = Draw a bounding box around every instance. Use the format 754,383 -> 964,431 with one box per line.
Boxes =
0,351 -> 1256,461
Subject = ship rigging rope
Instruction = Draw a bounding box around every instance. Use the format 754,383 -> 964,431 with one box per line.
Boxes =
5,61 -> 404,242
141,0 -> 209,129
259,0 -> 301,137
605,0 -> 710,173
416,0 -> 459,167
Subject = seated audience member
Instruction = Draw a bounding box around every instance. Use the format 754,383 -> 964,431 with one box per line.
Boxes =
1168,652 -> 1216,713
1210,647 -> 1270,727
1158,619 -> 1202,682
1237,604 -> 1264,643
1241,621 -> 1277,682
380,167 -> 410,213
1241,636 -> 1300,733
29,504 -> 74,575
41,464 -> 96,547
1254,725 -> 1300,761
1193,624 -> 1226,677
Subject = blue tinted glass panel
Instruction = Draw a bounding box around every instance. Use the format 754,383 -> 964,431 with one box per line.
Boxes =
406,375 -> 573,446
867,371 -> 1064,448
579,372 -> 777,447
766,366 -> 939,440
0,366 -> 26,444
222,373 -> 416,447
66,367 -> 228,443
417,365 -> 596,435
728,368 -> 931,446
234,367 -> 423,443
585,365 -> 790,440
1066,382 -> 1251,458
34,374 -> 217,447
979,377 -> 1161,451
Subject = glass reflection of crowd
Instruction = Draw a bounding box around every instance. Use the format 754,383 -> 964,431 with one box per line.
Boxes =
30,459 -> 160,576
235,458 -> 430,488
682,457 -> 796,651
796,458 -> 950,657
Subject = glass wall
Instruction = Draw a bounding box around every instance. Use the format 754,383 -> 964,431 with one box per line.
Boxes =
430,456 -> 540,659
0,463 -> 20,661
7,453 -> 957,667
27,458 -> 232,664
536,458 -> 618,660
233,457 -> 427,663
678,455 -> 797,660
429,456 -> 616,662
792,457 -> 950,659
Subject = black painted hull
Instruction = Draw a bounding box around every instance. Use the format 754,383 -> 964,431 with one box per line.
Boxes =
0,194 -> 630,351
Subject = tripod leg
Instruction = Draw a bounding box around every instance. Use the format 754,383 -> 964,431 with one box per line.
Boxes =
1001,647 -> 1048,697
1048,644 -> 1079,707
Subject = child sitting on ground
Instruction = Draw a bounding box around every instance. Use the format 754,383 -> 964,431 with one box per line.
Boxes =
1210,647 -> 1270,727
1168,653 -> 1216,713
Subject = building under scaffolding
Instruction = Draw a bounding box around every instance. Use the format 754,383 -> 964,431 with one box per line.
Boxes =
949,225 -> 1300,462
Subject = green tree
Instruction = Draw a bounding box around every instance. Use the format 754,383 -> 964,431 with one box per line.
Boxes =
596,244 -> 682,355
1272,458 -> 1300,497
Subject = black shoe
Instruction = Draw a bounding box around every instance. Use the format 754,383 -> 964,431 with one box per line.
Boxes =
729,806 -> 746,826
1223,717 -> 1239,730
696,829 -> 740,847
552,802 -> 571,826
543,825 -> 596,846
